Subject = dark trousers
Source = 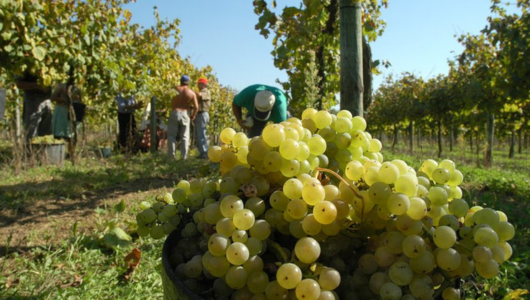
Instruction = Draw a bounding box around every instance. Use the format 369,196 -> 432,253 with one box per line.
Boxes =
118,112 -> 136,151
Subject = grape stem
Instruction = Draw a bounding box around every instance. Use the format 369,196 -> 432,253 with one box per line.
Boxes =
315,167 -> 365,222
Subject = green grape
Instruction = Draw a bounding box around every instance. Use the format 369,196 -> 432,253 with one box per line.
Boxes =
204,202 -> 223,224
378,162 -> 400,184
207,255 -> 231,277
150,225 -> 165,239
265,280 -> 288,300
379,282 -> 402,300
344,160 -> 363,181
233,209 -> 255,230
312,110 -> 333,129
448,198 -> 469,218
262,124 -> 286,147
313,201 -> 338,225
387,193 -> 410,216
216,218 -> 236,237
245,237 -> 263,256
394,174 -> 418,197
220,151 -> 238,169
385,231 -> 405,254
276,263 -> 302,289
402,235 -> 426,258
351,116 -> 367,131
406,197 -> 427,220
296,278 -> 321,300
307,134 -> 327,156
294,237 -> 321,264
318,267 -> 341,290
250,175 -> 270,197
438,214 -> 459,231
302,214 -> 322,236
249,219 -> 272,240
442,287 -> 461,300
236,146 -> 249,164
279,138 -> 300,160
286,198 -> 308,219
419,159 -> 438,178
270,190 -> 290,211
447,169 -> 464,186
208,145 -> 223,162
284,126 -> 300,141
139,201 -> 151,210
410,251 -> 435,274
437,248 -> 461,271
296,141 -> 311,161
232,132 -> 249,148
220,127 -> 236,145
334,132 -> 351,149
247,271 -> 269,294
334,116 -> 353,133
140,208 -> 157,223
248,138 -> 272,160
388,261 -> 413,286
432,168 -> 451,184
226,242 -> 250,265
474,227 -> 499,248
225,266 -> 248,289
495,221 -> 515,241
220,195 -> 244,218
245,197 -> 266,217
473,245 -> 493,262
232,229 -> 248,243
219,176 -> 240,194
280,159 -> 301,178
429,186 -> 449,206
433,226 -> 457,249
263,151 -> 282,172
302,181 -> 325,205
473,207 -> 500,227
476,259 -> 500,279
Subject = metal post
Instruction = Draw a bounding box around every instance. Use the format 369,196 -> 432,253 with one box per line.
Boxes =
340,0 -> 363,117
150,96 -> 157,153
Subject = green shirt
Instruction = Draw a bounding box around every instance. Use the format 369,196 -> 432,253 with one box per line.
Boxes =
233,84 -> 288,123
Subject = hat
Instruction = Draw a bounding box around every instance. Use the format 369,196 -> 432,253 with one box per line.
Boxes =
181,75 -> 190,83
253,90 -> 275,121
198,78 -> 208,85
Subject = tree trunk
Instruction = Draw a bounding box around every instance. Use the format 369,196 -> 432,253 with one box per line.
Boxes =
409,120 -> 414,154
449,121 -> 454,152
518,126 -> 523,154
417,127 -> 422,152
484,113 -> 494,167
509,128 -> 515,158
391,125 -> 398,152
437,120 -> 443,158
469,132 -> 473,153
339,0 -> 363,117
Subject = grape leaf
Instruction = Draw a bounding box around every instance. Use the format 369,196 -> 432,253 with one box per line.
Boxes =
32,46 -> 46,61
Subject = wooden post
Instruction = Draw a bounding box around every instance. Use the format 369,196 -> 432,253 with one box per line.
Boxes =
339,0 -> 363,117
150,96 -> 157,154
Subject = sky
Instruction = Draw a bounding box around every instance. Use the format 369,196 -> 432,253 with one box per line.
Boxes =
124,0 -> 509,94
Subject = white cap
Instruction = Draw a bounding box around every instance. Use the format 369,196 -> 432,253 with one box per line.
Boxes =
253,90 -> 275,121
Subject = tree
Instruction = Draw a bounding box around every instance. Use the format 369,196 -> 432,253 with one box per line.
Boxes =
253,0 -> 386,114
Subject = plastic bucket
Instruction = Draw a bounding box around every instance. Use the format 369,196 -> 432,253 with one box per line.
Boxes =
161,231 -> 204,300
36,143 -> 66,166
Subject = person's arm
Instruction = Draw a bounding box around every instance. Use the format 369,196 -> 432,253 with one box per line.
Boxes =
190,94 -> 199,120
232,102 -> 248,130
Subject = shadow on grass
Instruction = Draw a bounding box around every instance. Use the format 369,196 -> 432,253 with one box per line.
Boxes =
0,153 -> 218,238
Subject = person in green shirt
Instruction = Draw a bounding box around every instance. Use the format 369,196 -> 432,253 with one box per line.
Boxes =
232,84 -> 288,137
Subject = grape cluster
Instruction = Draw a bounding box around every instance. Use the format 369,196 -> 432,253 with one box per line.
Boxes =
135,108 -> 515,300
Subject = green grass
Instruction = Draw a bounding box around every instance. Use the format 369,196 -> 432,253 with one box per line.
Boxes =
0,139 -> 529,300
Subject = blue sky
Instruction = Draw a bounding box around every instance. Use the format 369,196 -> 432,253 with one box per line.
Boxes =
124,1 -> 506,93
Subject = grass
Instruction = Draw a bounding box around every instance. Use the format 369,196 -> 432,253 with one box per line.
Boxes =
0,138 -> 529,300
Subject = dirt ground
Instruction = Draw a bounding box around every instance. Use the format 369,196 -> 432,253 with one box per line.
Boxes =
0,176 -> 175,257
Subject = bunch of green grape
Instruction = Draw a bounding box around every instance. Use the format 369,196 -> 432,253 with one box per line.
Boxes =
135,108 -> 515,300
31,135 -> 65,144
